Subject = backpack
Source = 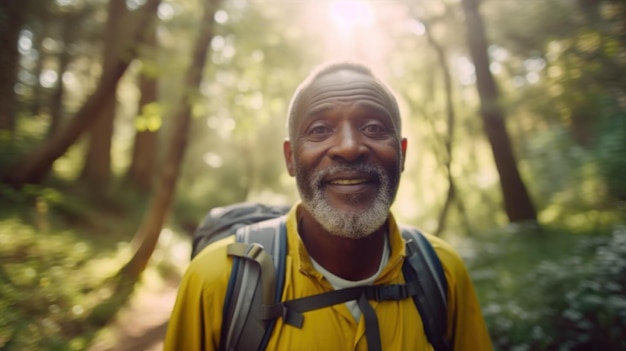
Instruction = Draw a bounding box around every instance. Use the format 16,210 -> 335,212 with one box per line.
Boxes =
192,202 -> 450,351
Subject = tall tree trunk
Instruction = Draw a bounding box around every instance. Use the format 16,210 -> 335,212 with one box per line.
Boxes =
47,67 -> 67,138
80,0 -> 128,187
29,19 -> 46,118
126,25 -> 159,192
48,14 -> 72,138
418,18 -> 458,236
80,97 -> 115,186
1,0 -> 162,188
48,8 -> 90,138
0,1 -> 31,134
461,0 -> 538,223
120,0 -> 220,280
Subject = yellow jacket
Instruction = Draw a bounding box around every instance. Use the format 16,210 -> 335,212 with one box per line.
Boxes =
164,205 -> 493,350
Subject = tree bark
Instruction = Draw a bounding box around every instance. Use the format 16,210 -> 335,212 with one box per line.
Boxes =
418,18 -> 458,236
80,0 -> 128,187
29,18 -> 47,119
461,0 -> 538,223
0,1 -> 31,134
126,24 -> 159,192
48,13 -> 72,138
48,7 -> 93,138
120,0 -> 220,279
1,0 -> 162,188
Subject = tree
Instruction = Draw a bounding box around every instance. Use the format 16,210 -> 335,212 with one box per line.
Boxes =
0,0 -> 33,134
1,0 -> 162,188
418,17 -> 461,236
126,27 -> 160,192
47,9 -> 88,138
88,0 -> 221,327
120,0 -> 222,280
80,0 -> 128,187
461,0 -> 537,223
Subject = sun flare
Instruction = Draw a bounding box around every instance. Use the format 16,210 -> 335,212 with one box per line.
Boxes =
329,0 -> 375,37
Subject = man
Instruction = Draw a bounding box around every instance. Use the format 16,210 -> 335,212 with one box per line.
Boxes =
164,62 -> 493,350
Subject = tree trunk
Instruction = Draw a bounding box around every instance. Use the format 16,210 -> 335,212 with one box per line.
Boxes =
80,97 -> 115,186
29,19 -> 46,118
48,15 -> 72,138
126,25 -> 159,192
48,8 -> 90,138
120,0 -> 220,280
80,0 -> 128,187
418,18 -> 458,236
1,0 -> 162,188
461,0 -> 538,223
0,1 -> 31,134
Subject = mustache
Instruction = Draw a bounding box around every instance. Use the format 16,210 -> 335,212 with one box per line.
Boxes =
310,162 -> 383,188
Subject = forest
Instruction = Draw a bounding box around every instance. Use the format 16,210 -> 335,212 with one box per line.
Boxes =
0,0 -> 624,349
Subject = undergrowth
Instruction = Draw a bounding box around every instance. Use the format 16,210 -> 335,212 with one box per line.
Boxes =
0,219 -> 120,350
0,184 -> 186,351
468,224 -> 626,351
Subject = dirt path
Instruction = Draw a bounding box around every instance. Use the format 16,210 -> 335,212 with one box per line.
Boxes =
87,282 -> 178,351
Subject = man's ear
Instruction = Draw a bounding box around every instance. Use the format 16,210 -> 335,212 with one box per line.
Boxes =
400,138 -> 407,172
283,139 -> 296,176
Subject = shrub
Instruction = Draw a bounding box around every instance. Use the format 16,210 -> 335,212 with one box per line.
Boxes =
474,226 -> 626,350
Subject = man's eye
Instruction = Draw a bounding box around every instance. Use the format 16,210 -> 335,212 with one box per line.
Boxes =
309,126 -> 330,135
363,124 -> 384,134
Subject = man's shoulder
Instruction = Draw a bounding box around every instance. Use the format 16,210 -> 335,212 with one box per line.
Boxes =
419,231 -> 461,257
417,231 -> 470,279
185,235 -> 236,287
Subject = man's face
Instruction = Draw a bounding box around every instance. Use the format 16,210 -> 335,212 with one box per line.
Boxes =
284,70 -> 407,239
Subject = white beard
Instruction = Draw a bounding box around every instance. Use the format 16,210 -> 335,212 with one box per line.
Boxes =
297,163 -> 397,239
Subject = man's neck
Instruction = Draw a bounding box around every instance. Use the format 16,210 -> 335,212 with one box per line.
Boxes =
297,208 -> 388,281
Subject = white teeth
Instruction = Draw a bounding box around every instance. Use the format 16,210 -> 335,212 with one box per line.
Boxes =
330,179 -> 366,185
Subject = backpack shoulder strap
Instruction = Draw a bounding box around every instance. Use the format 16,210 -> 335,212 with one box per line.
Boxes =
220,216 -> 287,351
400,226 -> 451,351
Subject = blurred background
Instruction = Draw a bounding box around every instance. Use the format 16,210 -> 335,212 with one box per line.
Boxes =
0,0 -> 624,350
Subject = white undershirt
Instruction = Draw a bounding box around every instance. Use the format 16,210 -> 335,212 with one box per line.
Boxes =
310,234 -> 390,322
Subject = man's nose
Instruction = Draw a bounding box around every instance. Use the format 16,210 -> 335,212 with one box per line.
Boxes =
328,126 -> 367,162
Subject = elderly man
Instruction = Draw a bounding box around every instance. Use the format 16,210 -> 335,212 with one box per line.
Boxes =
164,62 -> 493,350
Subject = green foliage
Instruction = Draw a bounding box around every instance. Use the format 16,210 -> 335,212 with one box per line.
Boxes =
134,102 -> 163,132
0,220 -> 98,350
0,115 -> 50,169
595,104 -> 626,202
520,99 -> 625,229
470,226 -> 626,350
0,184 -> 158,350
173,0 -> 318,224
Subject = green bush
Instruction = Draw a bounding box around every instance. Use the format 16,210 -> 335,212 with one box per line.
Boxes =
472,226 -> 626,350
0,220 -> 94,350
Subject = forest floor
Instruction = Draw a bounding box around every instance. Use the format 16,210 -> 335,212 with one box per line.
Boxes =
86,279 -> 179,351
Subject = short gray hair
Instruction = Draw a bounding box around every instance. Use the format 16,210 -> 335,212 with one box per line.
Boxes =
286,61 -> 401,141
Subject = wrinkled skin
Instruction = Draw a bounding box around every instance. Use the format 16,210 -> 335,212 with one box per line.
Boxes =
284,69 -> 407,240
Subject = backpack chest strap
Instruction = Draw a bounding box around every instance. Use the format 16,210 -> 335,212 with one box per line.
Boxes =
261,282 -> 421,328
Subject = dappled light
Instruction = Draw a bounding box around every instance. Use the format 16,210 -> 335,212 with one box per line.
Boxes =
0,0 -> 624,349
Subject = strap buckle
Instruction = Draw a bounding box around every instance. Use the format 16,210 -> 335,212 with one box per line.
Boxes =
243,243 -> 264,259
262,303 -> 304,328
368,284 -> 410,301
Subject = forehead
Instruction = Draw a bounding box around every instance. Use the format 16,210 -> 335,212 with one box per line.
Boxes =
295,70 -> 399,125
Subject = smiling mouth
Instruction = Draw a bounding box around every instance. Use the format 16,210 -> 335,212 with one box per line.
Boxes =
328,179 -> 368,185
